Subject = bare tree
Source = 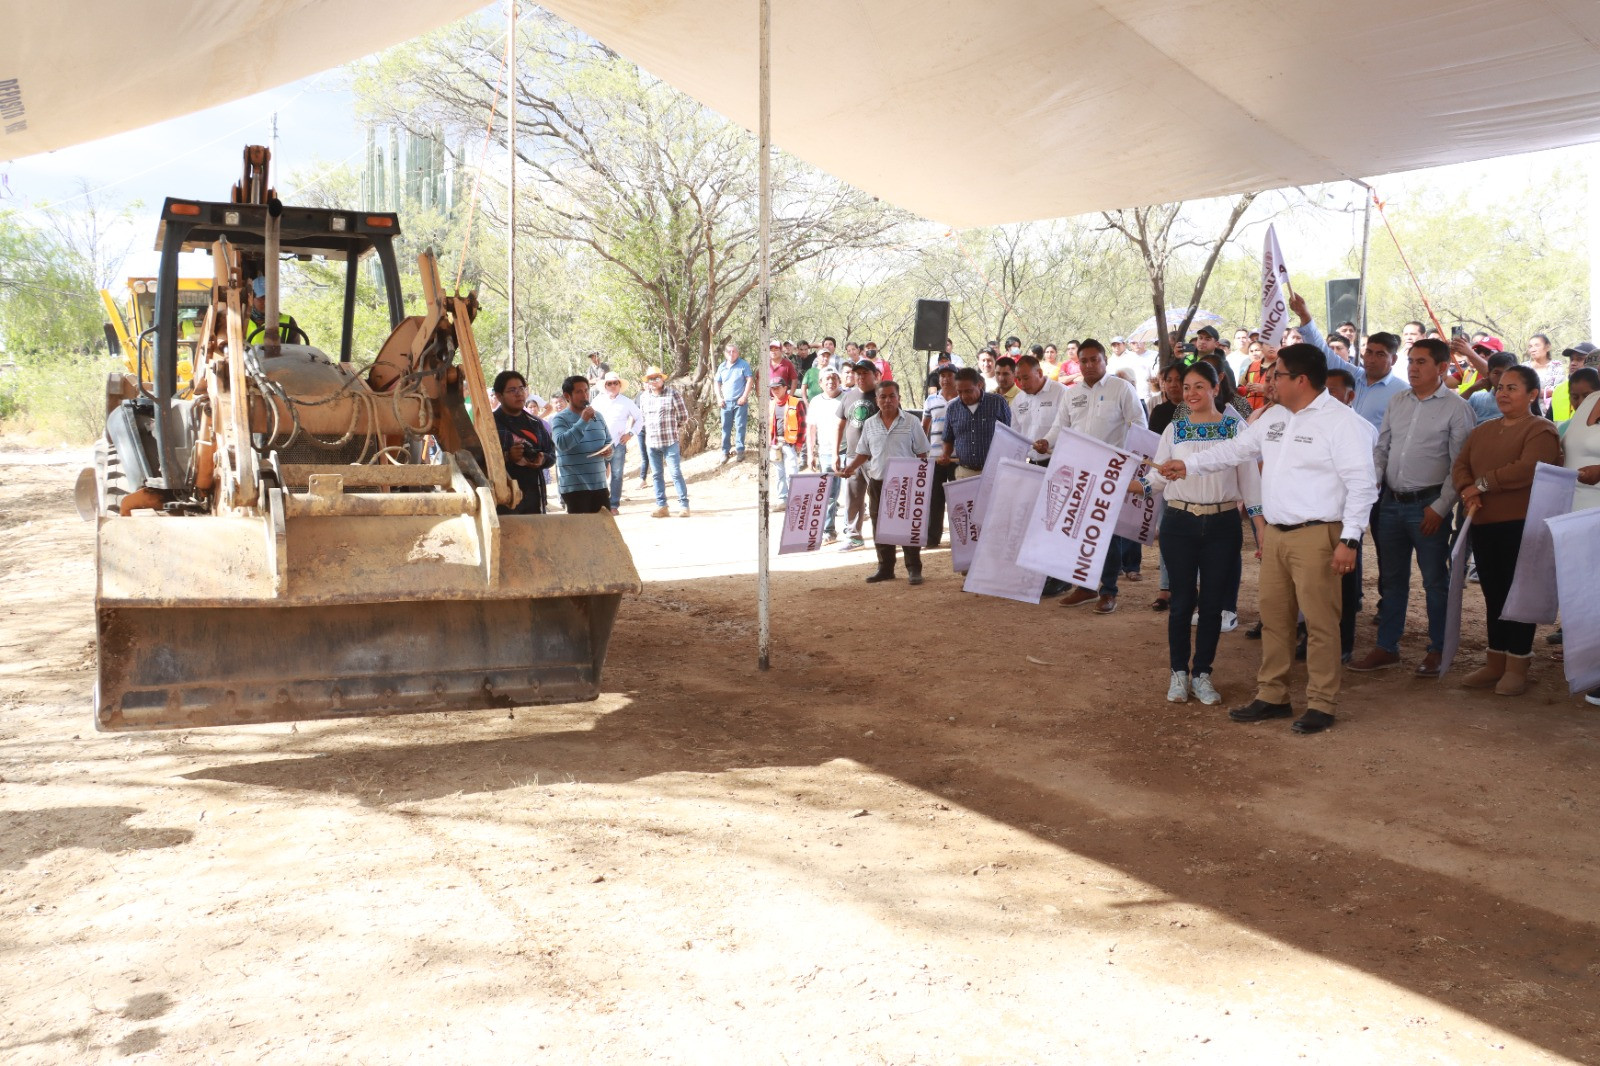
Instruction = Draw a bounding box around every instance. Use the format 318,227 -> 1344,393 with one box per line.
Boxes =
1102,193 -> 1257,366
358,14 -> 903,450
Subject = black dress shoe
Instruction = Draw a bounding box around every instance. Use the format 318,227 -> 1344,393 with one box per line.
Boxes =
865,570 -> 896,583
1292,709 -> 1336,734
907,572 -> 924,586
1228,699 -> 1294,723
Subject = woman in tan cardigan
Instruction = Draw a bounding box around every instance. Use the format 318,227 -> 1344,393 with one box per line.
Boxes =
1452,365 -> 1563,695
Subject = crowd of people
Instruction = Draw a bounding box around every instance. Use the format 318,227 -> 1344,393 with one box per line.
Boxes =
486,311 -> 1600,728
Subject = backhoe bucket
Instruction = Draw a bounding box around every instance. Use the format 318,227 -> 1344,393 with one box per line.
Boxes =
93,506 -> 641,732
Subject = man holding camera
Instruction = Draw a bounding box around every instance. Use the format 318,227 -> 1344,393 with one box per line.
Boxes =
492,370 -> 555,515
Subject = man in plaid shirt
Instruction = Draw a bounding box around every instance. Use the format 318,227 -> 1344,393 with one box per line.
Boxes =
639,365 -> 692,517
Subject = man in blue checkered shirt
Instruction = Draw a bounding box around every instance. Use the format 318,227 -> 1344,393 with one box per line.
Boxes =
937,367 -> 1012,479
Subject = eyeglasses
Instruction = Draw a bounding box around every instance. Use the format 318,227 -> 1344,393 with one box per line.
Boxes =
502,385 -> 528,394
1270,369 -> 1295,380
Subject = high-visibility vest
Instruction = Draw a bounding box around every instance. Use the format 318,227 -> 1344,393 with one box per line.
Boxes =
1552,380 -> 1574,421
245,313 -> 298,344
775,399 -> 803,444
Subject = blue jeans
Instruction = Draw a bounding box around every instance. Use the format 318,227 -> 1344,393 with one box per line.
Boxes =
1376,491 -> 1451,653
606,448 -> 626,509
649,443 -> 689,509
819,453 -> 841,533
637,432 -> 649,479
1097,535 -> 1130,597
720,403 -> 748,456
1160,506 -> 1243,675
775,443 -> 799,502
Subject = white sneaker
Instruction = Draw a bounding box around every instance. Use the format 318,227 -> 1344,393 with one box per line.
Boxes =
1191,674 -> 1221,705
1220,610 -> 1239,633
1167,670 -> 1189,703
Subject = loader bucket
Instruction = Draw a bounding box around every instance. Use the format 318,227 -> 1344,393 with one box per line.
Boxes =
93,508 -> 641,732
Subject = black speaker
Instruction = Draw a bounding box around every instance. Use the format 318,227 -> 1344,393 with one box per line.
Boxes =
912,299 -> 950,352
1326,278 -> 1360,333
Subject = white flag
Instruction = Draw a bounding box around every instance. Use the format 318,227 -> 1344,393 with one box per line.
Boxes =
1548,508 -> 1600,694
1439,515 -> 1474,677
874,458 -> 932,546
944,473 -> 982,572
1015,426 -> 1139,586
972,420 -> 1034,533
1124,424 -> 1161,464
1260,224 -> 1291,346
1115,486 -> 1164,546
1502,462 -> 1578,624
962,459 -> 1048,603
778,473 -> 835,554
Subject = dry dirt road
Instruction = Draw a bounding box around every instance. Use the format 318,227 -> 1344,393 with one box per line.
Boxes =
2,449 -> 1597,1065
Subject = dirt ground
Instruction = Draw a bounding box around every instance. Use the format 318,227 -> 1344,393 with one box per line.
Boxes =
2,447 -> 1597,1065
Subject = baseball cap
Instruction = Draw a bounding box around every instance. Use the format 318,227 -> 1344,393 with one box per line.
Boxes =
1472,337 -> 1505,354
251,276 -> 267,298
768,340 -> 782,349
1111,336 -> 1126,344
1194,325 -> 1220,341
1561,341 -> 1596,360
854,359 -> 879,372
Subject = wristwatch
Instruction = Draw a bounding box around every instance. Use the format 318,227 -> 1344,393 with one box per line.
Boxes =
1475,476 -> 1489,493
1339,537 -> 1360,550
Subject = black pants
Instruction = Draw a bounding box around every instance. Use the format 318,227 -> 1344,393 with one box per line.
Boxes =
1470,519 -> 1535,655
926,462 -> 956,548
1339,567 -> 1360,657
504,466 -> 547,515
561,488 -> 610,515
1160,507 -> 1241,676
868,477 -> 922,576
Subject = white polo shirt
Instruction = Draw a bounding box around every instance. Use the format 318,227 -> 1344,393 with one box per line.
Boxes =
1009,378 -> 1069,452
1058,373 -> 1144,449
1184,388 -> 1379,541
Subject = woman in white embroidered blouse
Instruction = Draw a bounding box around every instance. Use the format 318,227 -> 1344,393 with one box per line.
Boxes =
1143,362 -> 1266,706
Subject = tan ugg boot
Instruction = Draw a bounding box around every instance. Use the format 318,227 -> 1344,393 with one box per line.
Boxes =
1495,653 -> 1532,696
1462,650 -> 1506,688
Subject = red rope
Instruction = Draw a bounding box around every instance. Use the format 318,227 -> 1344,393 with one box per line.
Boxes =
1369,187 -> 1444,337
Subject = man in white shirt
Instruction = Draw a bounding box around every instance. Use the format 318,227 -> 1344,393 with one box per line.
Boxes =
1057,339 -> 1146,614
809,369 -> 846,541
842,380 -> 931,585
591,371 -> 643,514
1108,336 -> 1155,402
921,364 -> 958,548
1159,343 -> 1379,734
1012,354 -> 1069,463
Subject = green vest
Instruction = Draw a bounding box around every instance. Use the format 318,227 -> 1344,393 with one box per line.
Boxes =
1551,380 -> 1573,422
245,313 -> 297,344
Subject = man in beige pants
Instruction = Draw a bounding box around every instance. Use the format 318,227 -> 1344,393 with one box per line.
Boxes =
1159,343 -> 1378,734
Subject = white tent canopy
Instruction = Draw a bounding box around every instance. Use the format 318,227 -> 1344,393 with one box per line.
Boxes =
5,1 -> 1600,225
0,0 -> 482,167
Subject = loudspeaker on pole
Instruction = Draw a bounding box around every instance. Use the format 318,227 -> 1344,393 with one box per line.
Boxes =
1325,279 -> 1360,334
912,299 -> 950,352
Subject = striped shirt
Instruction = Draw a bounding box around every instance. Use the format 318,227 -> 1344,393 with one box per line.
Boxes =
551,406 -> 613,492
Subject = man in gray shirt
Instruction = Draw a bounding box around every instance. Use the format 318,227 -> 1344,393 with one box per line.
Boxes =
1348,337 -> 1476,677
832,361 -> 880,551
842,380 -> 930,584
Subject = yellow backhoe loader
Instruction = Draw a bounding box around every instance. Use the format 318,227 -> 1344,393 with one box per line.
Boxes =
100,274 -> 210,392
79,145 -> 640,732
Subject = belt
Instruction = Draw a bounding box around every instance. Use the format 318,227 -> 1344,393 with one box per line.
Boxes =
1168,500 -> 1235,515
1387,484 -> 1442,504
1270,519 -> 1334,533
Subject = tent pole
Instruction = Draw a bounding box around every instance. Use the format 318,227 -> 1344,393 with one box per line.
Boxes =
1356,179 -> 1372,348
506,0 -> 518,373
756,0 -> 772,671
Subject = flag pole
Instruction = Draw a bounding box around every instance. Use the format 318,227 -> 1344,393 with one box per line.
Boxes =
756,0 -> 772,670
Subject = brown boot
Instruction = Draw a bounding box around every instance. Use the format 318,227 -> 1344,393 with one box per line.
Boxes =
1462,650 -> 1505,689
1495,653 -> 1532,696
